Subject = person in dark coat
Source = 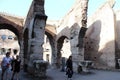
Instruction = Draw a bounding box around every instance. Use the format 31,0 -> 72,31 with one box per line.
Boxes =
66,56 -> 73,79
11,55 -> 21,80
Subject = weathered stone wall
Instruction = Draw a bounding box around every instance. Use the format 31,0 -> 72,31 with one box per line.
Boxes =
56,0 -> 88,72
85,2 -> 116,69
22,0 -> 120,73
115,10 -> 120,68
115,10 -> 120,51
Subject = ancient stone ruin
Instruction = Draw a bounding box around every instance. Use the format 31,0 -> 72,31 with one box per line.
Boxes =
0,0 -> 120,78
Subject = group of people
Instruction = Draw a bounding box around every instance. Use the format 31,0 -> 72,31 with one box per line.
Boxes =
1,52 -> 21,80
1,52 -> 73,80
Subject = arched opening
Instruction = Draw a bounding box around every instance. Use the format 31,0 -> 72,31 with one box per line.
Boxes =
44,31 -> 56,67
43,35 -> 52,64
0,24 -> 20,39
56,36 -> 71,68
0,24 -> 20,62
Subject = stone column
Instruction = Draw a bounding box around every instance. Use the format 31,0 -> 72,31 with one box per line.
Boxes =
71,0 -> 88,72
51,37 -> 58,68
27,14 -> 48,78
77,0 -> 88,60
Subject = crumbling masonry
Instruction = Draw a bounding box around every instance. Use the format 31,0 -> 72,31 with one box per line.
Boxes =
0,0 -> 120,78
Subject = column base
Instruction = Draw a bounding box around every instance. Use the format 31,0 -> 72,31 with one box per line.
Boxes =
27,60 -> 48,78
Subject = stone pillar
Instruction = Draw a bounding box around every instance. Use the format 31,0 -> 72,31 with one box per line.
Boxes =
51,37 -> 58,68
78,0 -> 88,60
71,0 -> 88,72
27,13 -> 48,78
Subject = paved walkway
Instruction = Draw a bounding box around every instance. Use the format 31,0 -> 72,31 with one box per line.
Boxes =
0,68 -> 52,80
0,68 -> 120,80
46,68 -> 120,80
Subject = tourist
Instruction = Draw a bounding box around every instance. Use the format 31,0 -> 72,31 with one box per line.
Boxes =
66,55 -> 73,80
11,55 -> 21,80
1,52 -> 12,80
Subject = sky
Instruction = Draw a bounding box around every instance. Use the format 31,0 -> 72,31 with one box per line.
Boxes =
0,0 -> 120,20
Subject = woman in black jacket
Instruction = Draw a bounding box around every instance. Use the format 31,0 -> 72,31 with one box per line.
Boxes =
66,56 -> 73,79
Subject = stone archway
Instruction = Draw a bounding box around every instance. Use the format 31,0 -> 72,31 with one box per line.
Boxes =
0,24 -> 20,39
45,31 -> 56,67
0,14 -> 23,41
0,24 -> 21,57
0,14 -> 24,58
56,36 -> 69,68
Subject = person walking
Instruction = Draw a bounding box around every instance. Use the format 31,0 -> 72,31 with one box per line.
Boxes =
1,52 -> 12,80
66,56 -> 73,80
11,55 -> 21,80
